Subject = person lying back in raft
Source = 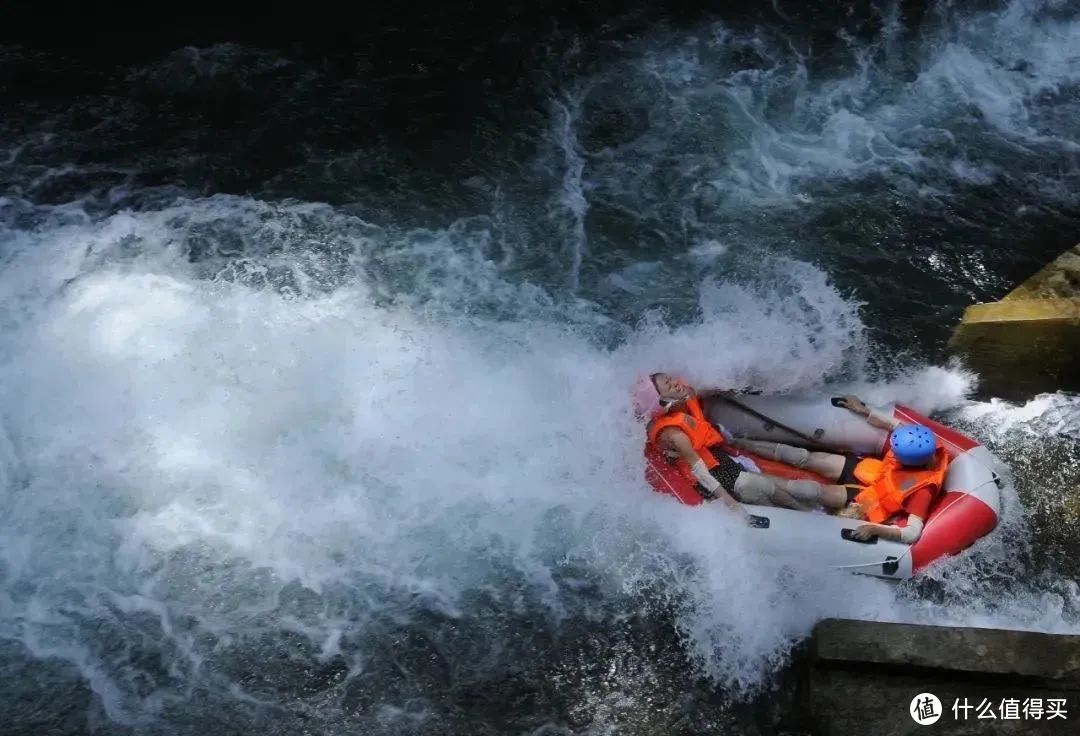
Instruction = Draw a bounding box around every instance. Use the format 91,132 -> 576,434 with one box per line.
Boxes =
634,373 -> 856,517
730,396 -> 950,544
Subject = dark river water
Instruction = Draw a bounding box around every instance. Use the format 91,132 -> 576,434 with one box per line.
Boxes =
2,1 -> 1079,734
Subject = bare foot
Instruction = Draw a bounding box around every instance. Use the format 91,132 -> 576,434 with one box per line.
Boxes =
836,503 -> 864,520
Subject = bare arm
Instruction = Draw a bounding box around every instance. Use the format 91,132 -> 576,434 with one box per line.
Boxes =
659,428 -> 744,514
852,516 -> 925,544
836,395 -> 900,431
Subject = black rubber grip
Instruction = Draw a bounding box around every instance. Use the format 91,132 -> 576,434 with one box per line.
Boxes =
830,396 -> 846,408
841,528 -> 878,544
747,515 -> 770,529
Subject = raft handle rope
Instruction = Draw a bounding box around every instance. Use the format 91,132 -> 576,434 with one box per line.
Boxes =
718,394 -> 837,452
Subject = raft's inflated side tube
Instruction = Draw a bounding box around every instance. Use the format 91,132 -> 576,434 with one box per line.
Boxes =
643,396 -> 1001,580
705,395 -> 890,455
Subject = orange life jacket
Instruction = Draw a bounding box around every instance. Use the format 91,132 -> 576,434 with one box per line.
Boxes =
852,446 -> 949,523
645,395 -> 726,487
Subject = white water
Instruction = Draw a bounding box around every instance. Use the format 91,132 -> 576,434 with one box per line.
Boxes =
1,0 -> 1080,728
0,197 -> 1077,722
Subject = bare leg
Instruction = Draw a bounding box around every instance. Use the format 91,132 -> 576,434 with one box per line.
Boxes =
731,438 -> 847,482
808,482 -> 851,510
767,483 -> 813,512
733,473 -> 812,511
773,476 -> 850,510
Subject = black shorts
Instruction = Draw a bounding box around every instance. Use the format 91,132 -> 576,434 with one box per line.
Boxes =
706,451 -> 744,498
838,453 -> 863,503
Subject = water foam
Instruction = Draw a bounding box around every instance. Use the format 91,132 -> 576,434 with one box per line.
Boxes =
2,1 -> 1080,727
0,193 -> 888,711
3,194 -> 1078,721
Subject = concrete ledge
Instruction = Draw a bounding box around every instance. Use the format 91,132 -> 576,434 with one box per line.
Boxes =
813,619 -> 1080,685
960,298 -> 1080,324
949,244 -> 1080,399
805,619 -> 1080,735
811,670 -> 1074,735
1001,245 -> 1080,301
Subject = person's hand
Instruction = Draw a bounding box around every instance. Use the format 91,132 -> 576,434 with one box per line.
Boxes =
725,499 -> 747,519
659,392 -> 691,410
717,423 -> 735,443
836,395 -> 870,417
852,524 -> 878,541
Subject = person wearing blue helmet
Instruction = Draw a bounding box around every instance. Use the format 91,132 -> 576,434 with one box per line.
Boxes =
889,424 -> 939,465
845,421 -> 949,542
729,395 -> 950,544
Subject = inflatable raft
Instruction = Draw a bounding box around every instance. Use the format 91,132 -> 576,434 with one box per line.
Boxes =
643,395 -> 1002,580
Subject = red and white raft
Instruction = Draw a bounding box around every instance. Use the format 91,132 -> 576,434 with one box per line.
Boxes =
643,395 -> 1002,580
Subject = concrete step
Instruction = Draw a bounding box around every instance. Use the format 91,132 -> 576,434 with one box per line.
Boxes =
949,244 -> 1080,400
805,618 -> 1080,735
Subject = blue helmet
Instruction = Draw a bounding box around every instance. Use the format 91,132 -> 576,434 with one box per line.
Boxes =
889,424 -> 937,466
